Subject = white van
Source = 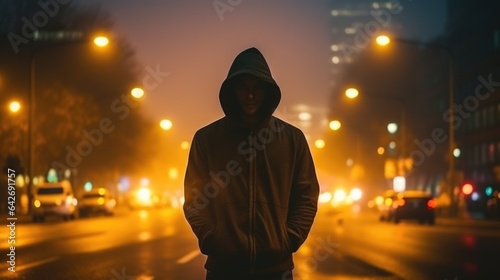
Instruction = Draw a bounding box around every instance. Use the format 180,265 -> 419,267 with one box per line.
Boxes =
32,180 -> 78,222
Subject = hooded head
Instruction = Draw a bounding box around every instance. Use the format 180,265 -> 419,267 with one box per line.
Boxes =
219,47 -> 281,127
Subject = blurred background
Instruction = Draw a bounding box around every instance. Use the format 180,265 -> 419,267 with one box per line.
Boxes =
1,1 -> 500,279
1,0 -> 499,218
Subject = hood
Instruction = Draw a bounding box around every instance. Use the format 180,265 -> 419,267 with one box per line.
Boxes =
219,47 -> 281,125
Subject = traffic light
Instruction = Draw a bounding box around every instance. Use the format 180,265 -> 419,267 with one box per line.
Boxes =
485,186 -> 493,196
461,183 -> 473,195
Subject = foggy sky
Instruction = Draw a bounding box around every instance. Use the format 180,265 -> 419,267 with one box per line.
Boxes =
79,0 -> 447,143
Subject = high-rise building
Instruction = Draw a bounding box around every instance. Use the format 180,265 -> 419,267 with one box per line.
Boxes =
447,0 -> 500,216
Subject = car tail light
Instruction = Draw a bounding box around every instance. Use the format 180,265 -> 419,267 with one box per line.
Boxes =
427,199 -> 437,209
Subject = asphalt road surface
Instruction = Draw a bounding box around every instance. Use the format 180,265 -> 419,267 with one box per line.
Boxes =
0,205 -> 499,280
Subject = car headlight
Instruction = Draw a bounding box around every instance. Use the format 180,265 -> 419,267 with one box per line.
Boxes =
137,188 -> 151,203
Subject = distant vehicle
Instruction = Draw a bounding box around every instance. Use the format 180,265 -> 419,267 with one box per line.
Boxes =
379,190 -> 436,225
79,188 -> 116,217
126,186 -> 169,210
32,180 -> 78,222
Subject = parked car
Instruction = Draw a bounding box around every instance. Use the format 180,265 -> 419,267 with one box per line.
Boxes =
79,188 -> 116,217
32,180 -> 78,222
379,190 -> 436,225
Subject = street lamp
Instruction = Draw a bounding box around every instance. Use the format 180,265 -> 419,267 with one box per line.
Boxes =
9,101 -> 21,113
27,33 -> 109,213
328,119 -> 362,166
160,119 -> 173,131
376,34 -> 456,214
131,87 -> 145,99
345,88 -> 359,99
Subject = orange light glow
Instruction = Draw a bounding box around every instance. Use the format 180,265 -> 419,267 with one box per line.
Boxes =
93,36 -> 109,47
314,139 -> 325,149
384,197 -> 393,207
345,88 -> 359,99
462,183 -> 473,195
427,199 -> 437,208
376,35 -> 390,46
9,101 -> 21,113
329,120 -> 341,130
398,199 -> 406,207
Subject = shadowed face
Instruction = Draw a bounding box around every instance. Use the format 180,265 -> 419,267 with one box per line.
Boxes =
235,75 -> 265,117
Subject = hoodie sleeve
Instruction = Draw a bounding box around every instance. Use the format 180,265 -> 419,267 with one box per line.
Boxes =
183,132 -> 216,254
287,132 -> 320,252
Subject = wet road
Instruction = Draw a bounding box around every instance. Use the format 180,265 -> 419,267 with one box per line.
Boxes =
0,206 -> 499,279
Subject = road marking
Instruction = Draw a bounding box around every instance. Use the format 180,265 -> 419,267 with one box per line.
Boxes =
177,249 -> 200,264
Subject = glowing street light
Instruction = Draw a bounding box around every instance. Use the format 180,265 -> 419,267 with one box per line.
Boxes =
9,101 -> 21,113
93,36 -> 109,47
27,34 -> 110,213
376,35 -> 390,46
329,120 -> 341,131
160,119 -> 173,131
314,139 -> 326,149
387,122 -> 398,134
376,34 -> 457,214
131,87 -> 145,99
345,88 -> 359,99
180,141 -> 190,150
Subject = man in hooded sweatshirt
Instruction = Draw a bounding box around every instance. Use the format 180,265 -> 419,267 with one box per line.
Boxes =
183,47 -> 320,280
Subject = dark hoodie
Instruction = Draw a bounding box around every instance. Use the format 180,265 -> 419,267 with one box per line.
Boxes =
183,47 -> 319,274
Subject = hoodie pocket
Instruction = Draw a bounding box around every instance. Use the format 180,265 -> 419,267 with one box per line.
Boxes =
199,226 -> 217,255
202,223 -> 248,258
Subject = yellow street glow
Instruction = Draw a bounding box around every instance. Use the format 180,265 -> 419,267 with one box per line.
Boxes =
318,192 -> 332,204
376,35 -> 390,46
160,119 -> 173,130
314,139 -> 325,149
137,187 -> 151,202
333,189 -> 346,202
180,141 -> 190,150
329,120 -> 341,131
345,88 -> 359,99
131,87 -> 145,99
9,101 -> 21,113
298,112 -> 312,121
93,36 -> 109,47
